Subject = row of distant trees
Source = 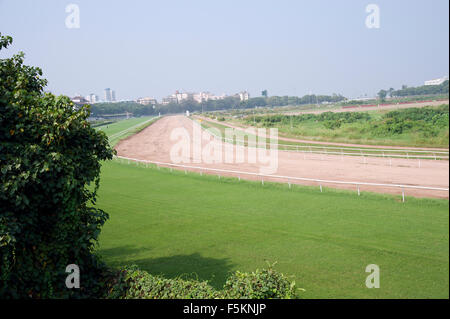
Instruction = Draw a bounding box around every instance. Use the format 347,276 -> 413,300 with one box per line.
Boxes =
89,93 -> 346,117
90,81 -> 449,117
377,80 -> 449,100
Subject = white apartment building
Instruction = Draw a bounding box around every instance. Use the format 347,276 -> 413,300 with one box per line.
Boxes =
71,95 -> 89,105
136,97 -> 158,105
239,91 -> 250,101
424,75 -> 448,86
174,91 -> 194,103
85,93 -> 99,103
161,90 -> 239,104
161,96 -> 178,105
193,91 -> 211,103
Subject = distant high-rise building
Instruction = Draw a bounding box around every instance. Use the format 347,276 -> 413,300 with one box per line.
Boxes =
111,90 -> 116,102
86,93 -> 99,103
104,88 -> 112,102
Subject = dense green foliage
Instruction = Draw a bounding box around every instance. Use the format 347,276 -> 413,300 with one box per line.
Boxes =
90,82 -> 449,118
0,34 -> 114,298
223,265 -> 297,299
108,264 -> 297,299
341,94 -> 448,106
249,111 -> 371,130
90,80 -> 446,117
90,94 -> 346,117
97,160 -> 449,298
391,81 -> 448,97
108,265 -> 221,299
242,105 -> 449,147
370,105 -> 449,137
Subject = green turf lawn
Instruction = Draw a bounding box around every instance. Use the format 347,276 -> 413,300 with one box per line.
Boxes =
95,160 -> 449,298
95,116 -> 156,145
223,105 -> 449,148
197,118 -> 447,159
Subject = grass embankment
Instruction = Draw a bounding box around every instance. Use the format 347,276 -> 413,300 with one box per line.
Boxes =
204,105 -> 449,148
95,116 -> 158,146
96,159 -> 449,298
195,117 -> 448,159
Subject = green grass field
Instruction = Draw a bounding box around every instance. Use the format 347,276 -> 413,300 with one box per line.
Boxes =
95,159 -> 449,298
95,116 -> 156,145
197,117 -> 448,159
210,104 -> 449,148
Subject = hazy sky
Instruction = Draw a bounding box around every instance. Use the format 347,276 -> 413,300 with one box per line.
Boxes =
0,0 -> 448,101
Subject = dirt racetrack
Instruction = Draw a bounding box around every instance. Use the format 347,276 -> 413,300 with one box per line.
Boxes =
115,115 -> 449,199
286,99 -> 449,116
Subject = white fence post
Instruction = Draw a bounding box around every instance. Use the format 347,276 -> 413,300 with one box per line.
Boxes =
114,156 -> 449,198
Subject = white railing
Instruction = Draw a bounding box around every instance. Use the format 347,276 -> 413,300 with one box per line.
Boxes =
107,117 -> 157,141
195,120 -> 449,160
114,155 -> 449,202
218,137 -> 449,160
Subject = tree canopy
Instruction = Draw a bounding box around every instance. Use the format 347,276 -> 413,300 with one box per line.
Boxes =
0,33 -> 114,298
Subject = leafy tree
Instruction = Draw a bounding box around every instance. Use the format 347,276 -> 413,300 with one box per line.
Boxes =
388,87 -> 394,97
0,33 -> 115,298
377,89 -> 387,101
261,89 -> 268,98
391,81 -> 448,97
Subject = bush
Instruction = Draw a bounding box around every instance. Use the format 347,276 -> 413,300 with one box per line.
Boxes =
107,265 -> 221,299
0,33 -> 115,298
108,264 -> 300,299
323,120 -> 342,130
223,264 -> 297,299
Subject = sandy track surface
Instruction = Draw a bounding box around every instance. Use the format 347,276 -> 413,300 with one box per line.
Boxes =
115,115 -> 449,199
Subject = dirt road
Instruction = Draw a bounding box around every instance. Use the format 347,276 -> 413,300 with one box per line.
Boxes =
116,115 -> 449,199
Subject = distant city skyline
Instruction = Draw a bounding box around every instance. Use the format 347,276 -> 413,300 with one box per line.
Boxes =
1,0 -> 448,101
74,74 -> 447,104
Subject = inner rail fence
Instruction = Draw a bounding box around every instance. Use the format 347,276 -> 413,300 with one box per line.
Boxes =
196,121 -> 449,160
106,117 -> 158,141
114,155 -> 449,202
